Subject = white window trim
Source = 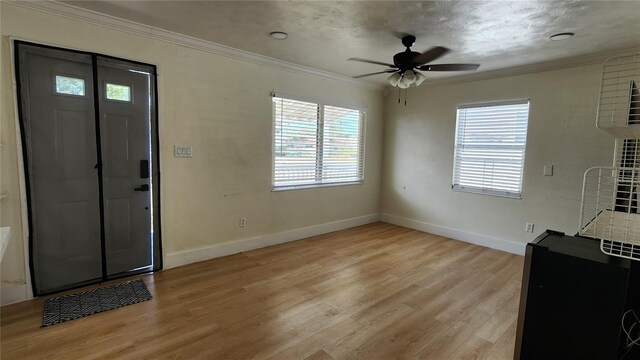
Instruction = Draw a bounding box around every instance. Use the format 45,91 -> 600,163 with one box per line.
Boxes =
271,93 -> 366,191
272,180 -> 365,192
452,99 -> 530,199
452,185 -> 523,199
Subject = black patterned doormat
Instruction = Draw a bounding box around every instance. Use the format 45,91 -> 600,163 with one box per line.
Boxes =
42,279 -> 152,327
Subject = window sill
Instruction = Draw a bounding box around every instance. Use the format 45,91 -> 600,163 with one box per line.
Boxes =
272,181 -> 364,192
452,186 -> 521,199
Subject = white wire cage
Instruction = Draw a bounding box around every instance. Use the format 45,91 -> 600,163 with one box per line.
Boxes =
596,53 -> 640,139
579,166 -> 640,260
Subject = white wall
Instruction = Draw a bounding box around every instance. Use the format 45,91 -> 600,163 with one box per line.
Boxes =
0,3 -> 384,301
382,65 -> 615,254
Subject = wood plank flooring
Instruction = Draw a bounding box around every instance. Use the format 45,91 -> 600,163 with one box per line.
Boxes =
1,222 -> 524,359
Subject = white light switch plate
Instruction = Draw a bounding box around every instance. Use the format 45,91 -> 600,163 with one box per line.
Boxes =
525,223 -> 534,233
543,164 -> 553,176
174,145 -> 193,158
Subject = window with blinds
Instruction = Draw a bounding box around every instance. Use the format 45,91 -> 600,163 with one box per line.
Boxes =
272,96 -> 365,189
452,100 -> 530,198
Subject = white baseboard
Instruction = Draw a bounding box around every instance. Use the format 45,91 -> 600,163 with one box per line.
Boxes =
164,213 -> 381,269
381,213 -> 526,256
1,283 -> 29,306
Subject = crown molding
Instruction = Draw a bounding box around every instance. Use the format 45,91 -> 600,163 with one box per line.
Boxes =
5,0 -> 382,90
415,47 -> 640,89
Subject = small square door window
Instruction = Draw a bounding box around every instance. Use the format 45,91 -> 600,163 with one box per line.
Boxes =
55,75 -> 85,96
106,83 -> 131,102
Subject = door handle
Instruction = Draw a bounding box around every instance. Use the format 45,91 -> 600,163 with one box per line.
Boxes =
134,184 -> 150,192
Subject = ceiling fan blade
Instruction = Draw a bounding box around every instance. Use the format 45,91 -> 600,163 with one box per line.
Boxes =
348,58 -> 396,67
412,46 -> 450,66
352,70 -> 397,79
419,63 -> 480,71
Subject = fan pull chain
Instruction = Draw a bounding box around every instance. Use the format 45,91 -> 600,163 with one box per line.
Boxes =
404,89 -> 407,106
398,87 -> 401,104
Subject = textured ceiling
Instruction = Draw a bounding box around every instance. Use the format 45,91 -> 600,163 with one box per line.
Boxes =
62,1 -> 640,84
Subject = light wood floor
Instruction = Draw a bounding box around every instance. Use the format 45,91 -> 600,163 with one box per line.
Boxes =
1,222 -> 524,359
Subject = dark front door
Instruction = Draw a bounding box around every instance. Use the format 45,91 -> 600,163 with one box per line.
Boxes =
16,42 -> 161,295
97,57 -> 154,276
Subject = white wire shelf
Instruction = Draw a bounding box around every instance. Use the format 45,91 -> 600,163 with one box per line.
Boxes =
596,53 -> 640,139
579,166 -> 640,260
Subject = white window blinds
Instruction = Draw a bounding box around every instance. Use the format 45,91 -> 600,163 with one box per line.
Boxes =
452,100 -> 530,198
273,96 -> 365,189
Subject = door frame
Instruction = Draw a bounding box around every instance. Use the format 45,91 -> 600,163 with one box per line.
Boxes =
13,40 -> 163,296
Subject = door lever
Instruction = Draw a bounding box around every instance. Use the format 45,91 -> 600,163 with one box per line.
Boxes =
134,184 -> 150,192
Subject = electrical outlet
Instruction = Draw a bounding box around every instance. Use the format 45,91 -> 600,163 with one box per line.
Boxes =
525,223 -> 534,233
239,217 -> 246,227
174,144 -> 193,158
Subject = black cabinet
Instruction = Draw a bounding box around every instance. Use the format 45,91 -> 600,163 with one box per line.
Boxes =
515,230 -> 639,360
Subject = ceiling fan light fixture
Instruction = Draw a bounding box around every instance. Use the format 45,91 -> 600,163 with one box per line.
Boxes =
347,35 -> 480,91
269,31 -> 288,40
414,72 -> 426,86
387,72 -> 401,86
397,80 -> 410,89
402,70 -> 416,85
549,32 -> 574,41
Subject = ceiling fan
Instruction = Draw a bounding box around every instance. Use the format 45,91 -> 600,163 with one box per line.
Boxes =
349,35 -> 480,88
